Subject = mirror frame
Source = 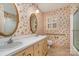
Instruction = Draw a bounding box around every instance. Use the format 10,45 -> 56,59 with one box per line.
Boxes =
0,3 -> 19,37
30,13 -> 37,33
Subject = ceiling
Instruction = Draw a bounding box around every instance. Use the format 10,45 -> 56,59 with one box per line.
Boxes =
36,3 -> 70,12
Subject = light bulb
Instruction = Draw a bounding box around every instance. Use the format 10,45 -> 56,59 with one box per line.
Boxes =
36,9 -> 39,13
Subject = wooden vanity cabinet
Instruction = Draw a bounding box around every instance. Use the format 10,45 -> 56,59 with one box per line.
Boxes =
38,40 -> 45,56
43,39 -> 48,55
33,40 -> 45,56
14,46 -> 33,56
14,50 -> 25,56
13,38 -> 48,56
33,43 -> 39,56
33,39 -> 48,56
25,46 -> 33,56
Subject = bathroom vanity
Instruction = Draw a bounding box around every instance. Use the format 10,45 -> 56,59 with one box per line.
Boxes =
14,38 -> 47,56
0,35 -> 48,56
0,4 -> 48,56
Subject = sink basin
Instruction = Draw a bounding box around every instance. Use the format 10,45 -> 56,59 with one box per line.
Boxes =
33,35 -> 42,37
0,42 -> 22,50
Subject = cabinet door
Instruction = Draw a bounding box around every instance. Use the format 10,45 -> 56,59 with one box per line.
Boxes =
33,43 -> 39,56
43,40 -> 48,55
34,40 -> 48,56
25,46 -> 34,56
38,40 -> 44,56
14,50 -> 25,56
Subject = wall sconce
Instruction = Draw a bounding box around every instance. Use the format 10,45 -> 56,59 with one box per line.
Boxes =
32,3 -> 40,13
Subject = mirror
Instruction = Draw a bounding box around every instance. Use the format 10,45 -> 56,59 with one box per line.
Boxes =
30,13 -> 37,33
73,9 -> 79,50
0,3 -> 19,36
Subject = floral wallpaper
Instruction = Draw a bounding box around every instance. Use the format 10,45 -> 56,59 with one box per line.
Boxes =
43,5 -> 71,48
44,5 -> 70,34
13,3 -> 32,36
13,3 -> 44,36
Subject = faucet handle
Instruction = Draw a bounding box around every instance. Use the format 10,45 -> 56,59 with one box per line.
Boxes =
7,36 -> 13,44
10,36 -> 12,40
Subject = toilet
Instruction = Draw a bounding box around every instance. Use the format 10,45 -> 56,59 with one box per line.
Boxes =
47,40 -> 53,49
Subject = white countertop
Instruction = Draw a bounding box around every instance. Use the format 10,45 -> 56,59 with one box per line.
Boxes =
0,35 -> 47,56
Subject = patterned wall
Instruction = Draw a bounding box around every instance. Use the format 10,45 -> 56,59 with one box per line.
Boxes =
43,5 -> 71,48
44,5 -> 70,34
13,3 -> 44,36
13,3 -> 34,36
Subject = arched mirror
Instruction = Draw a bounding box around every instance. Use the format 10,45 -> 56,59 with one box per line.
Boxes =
0,3 -> 19,36
30,13 -> 37,33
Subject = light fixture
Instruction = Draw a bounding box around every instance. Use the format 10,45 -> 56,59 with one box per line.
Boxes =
36,9 -> 40,13
35,4 -> 40,13
32,4 -> 40,13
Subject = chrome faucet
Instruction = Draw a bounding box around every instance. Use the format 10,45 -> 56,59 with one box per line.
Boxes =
7,36 -> 13,44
